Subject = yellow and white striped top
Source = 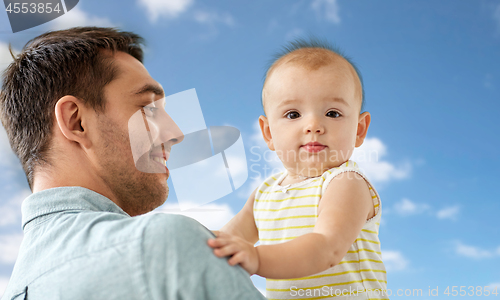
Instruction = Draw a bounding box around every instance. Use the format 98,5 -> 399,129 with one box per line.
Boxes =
254,160 -> 388,300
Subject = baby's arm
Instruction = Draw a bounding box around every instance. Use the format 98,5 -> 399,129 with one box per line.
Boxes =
217,188 -> 259,243
256,172 -> 374,278
210,172 -> 374,279
208,188 -> 260,274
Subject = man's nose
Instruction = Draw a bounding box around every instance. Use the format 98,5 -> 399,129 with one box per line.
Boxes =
304,116 -> 325,134
155,110 -> 184,146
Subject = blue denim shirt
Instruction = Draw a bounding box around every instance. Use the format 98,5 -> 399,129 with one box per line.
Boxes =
1,187 -> 265,300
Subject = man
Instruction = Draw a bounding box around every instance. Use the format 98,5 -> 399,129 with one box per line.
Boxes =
0,27 -> 265,300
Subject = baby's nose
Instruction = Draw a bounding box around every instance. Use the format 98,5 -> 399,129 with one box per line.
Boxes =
304,118 -> 325,134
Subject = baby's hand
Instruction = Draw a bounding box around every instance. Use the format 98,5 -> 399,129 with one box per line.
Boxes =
207,231 -> 259,275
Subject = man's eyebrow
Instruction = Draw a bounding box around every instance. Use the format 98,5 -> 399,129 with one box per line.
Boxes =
132,84 -> 165,97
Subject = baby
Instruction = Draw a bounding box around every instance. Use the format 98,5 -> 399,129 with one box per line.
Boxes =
208,39 -> 388,299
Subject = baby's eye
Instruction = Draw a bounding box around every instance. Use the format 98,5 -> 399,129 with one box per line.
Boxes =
285,111 -> 301,119
326,110 -> 341,118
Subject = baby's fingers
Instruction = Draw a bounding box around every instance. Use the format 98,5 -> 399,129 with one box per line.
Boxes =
207,237 -> 229,248
227,251 -> 247,267
213,243 -> 239,258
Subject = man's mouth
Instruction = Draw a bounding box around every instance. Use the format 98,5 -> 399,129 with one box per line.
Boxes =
152,156 -> 166,166
150,147 -> 170,171
301,142 -> 327,153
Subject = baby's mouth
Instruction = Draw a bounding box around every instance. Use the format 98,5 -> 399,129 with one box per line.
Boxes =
301,142 -> 327,153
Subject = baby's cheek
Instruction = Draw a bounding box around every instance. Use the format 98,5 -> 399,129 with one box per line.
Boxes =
276,148 -> 296,164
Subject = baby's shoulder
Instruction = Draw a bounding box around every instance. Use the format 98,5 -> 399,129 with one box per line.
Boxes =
320,160 -> 380,220
320,160 -> 378,197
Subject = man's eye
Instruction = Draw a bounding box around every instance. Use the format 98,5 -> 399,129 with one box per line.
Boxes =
142,106 -> 157,117
326,110 -> 341,118
285,111 -> 301,119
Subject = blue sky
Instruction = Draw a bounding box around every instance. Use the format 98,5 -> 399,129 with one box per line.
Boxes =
1,0 -> 500,298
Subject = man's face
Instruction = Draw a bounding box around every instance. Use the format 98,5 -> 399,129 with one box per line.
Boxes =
90,51 -> 182,216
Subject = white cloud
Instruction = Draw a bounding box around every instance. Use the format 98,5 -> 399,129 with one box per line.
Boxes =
225,154 -> 247,177
311,0 -> 341,24
0,96 -> 30,218
0,234 -> 23,264
436,205 -> 460,221
193,10 -> 234,27
352,137 -> 411,183
456,243 -> 492,259
487,283 -> 500,292
0,42 -> 16,79
0,124 -> 26,180
382,250 -> 409,272
392,198 -> 430,216
455,241 -> 500,259
225,153 -> 249,191
138,0 -> 193,22
0,121 -> 14,163
0,42 -> 14,62
0,277 -> 9,298
387,198 -> 460,221
49,7 -> 114,30
0,190 -> 31,228
190,9 -> 235,39
152,202 -> 235,230
137,0 -> 233,37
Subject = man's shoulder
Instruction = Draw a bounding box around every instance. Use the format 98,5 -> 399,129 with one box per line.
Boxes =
88,212 -> 213,246
136,213 -> 215,248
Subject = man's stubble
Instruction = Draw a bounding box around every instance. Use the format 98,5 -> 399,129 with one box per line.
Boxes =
95,114 -> 168,215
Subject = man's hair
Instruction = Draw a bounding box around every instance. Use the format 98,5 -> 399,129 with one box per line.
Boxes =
0,26 -> 145,190
262,37 -> 365,112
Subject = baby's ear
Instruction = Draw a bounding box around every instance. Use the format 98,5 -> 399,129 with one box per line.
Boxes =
259,115 -> 275,151
355,111 -> 371,147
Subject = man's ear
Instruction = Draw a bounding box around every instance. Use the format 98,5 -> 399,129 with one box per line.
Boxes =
355,111 -> 371,147
259,115 -> 275,151
54,96 -> 92,149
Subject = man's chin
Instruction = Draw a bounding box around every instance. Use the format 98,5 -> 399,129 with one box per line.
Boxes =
125,173 -> 170,216
158,185 -> 169,207
149,179 -> 169,210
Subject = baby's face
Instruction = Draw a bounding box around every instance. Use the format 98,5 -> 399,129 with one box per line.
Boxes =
261,61 -> 368,177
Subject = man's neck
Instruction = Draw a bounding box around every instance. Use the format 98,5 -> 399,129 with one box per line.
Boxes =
32,167 -> 118,206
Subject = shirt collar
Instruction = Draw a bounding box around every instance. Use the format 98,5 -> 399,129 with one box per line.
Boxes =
22,186 -> 129,231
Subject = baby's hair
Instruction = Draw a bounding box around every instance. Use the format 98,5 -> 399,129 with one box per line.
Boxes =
262,37 -> 365,112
